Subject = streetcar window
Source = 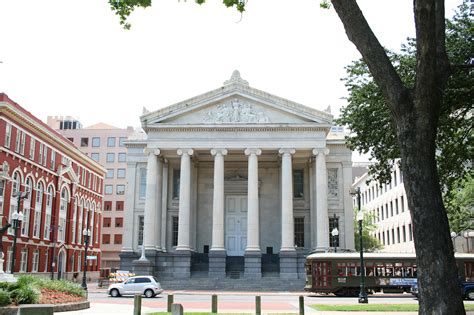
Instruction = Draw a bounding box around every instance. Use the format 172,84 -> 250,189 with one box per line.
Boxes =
465,262 -> 474,281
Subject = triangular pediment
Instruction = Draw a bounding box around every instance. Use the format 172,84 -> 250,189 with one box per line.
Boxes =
141,71 -> 333,129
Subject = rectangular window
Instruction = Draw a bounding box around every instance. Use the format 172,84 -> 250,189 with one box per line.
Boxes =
395,199 -> 399,215
91,153 -> 100,162
138,216 -> 144,246
105,185 -> 113,195
107,137 -> 116,147
115,218 -> 123,228
173,169 -> 180,199
104,201 -> 112,211
80,137 -> 89,147
172,216 -> 179,247
118,153 -> 126,162
6,247 -> 12,273
119,137 -> 127,147
397,227 -> 401,243
102,234 -> 110,244
116,185 -> 125,195
19,132 -> 26,155
329,216 -> 339,248
139,168 -> 147,200
29,138 -> 35,160
14,129 -> 21,153
20,248 -> 28,272
4,123 -> 12,148
106,169 -> 114,179
114,234 -> 122,244
117,168 -> 126,178
103,217 -> 111,227
106,153 -> 114,163
116,201 -> 124,211
293,170 -> 304,198
382,232 -> 385,245
44,250 -> 48,273
294,217 -> 304,247
42,145 -> 48,166
390,201 -> 394,217
92,137 -> 100,147
394,170 -> 398,186
401,196 -> 405,212
403,225 -> 407,242
391,229 -> 395,245
32,250 -> 39,272
408,224 -> 413,241
50,151 -> 56,170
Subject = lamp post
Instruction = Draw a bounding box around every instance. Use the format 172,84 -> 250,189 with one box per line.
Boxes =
331,227 -> 339,253
10,191 -> 27,274
354,186 -> 368,304
451,231 -> 458,252
81,228 -> 91,293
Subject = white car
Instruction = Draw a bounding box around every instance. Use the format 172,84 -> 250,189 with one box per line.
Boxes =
108,276 -> 163,298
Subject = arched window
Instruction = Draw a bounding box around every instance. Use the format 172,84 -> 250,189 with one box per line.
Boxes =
21,177 -> 33,236
90,203 -> 95,245
71,197 -> 78,244
77,199 -> 84,244
58,187 -> 69,242
8,171 -> 22,234
44,185 -> 54,240
33,182 -> 43,238
95,204 -> 100,244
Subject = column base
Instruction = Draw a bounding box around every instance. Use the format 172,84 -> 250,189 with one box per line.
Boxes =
209,250 -> 226,278
173,250 -> 192,279
119,251 -> 139,272
244,250 -> 262,279
279,250 -> 298,279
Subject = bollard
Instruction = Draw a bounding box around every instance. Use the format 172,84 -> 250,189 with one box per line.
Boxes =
167,294 -> 174,312
256,295 -> 261,315
212,294 -> 218,313
171,303 -> 184,315
133,294 -> 142,315
299,295 -> 304,315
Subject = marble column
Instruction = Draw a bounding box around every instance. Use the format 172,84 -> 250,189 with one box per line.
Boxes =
279,148 -> 296,251
154,158 -> 163,251
209,149 -> 228,278
176,149 -> 193,251
244,148 -> 262,278
279,148 -> 297,279
210,149 -> 228,250
160,160 -> 168,252
313,148 -> 330,249
143,149 -> 160,252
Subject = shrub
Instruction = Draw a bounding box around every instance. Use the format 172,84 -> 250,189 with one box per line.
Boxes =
16,275 -> 43,288
42,279 -> 85,297
10,285 -> 40,304
0,282 -> 9,290
0,289 -> 11,306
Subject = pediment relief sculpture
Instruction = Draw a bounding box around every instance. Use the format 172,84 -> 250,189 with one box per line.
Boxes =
203,99 -> 270,124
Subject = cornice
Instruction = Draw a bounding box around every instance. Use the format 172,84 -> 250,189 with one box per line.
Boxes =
144,125 -> 331,133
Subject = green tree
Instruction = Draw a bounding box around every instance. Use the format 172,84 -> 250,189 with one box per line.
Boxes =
353,209 -> 382,252
109,0 -> 471,312
447,175 -> 474,234
337,3 -> 473,234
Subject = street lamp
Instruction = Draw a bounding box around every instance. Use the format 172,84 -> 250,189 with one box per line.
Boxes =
10,191 -> 28,274
355,188 -> 368,304
331,227 -> 339,253
81,228 -> 91,293
451,231 -> 458,252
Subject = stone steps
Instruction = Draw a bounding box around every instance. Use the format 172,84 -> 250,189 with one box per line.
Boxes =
159,276 -> 305,291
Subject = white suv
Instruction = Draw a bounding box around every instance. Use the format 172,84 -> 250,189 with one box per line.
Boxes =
108,276 -> 163,298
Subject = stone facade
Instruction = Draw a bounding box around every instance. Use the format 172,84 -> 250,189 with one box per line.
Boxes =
120,71 -> 354,279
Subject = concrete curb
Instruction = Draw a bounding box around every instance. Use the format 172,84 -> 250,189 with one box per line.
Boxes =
0,300 -> 89,315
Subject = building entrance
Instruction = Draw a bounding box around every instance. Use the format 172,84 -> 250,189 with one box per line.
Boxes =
225,195 -> 247,256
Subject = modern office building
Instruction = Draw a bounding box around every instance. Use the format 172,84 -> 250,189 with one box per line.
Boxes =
352,161 -> 415,253
47,116 -> 135,270
0,94 -> 105,279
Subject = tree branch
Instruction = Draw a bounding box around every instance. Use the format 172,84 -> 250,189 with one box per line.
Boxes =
330,0 -> 407,113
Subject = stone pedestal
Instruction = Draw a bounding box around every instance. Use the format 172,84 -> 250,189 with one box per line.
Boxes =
173,251 -> 191,279
208,250 -> 226,278
279,250 -> 298,279
244,251 -> 262,279
132,258 -> 154,276
0,258 -> 16,283
119,251 -> 139,271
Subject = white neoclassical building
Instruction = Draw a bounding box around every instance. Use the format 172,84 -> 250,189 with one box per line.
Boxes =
120,71 -> 354,280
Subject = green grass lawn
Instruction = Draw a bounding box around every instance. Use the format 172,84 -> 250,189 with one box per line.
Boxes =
311,304 -> 474,311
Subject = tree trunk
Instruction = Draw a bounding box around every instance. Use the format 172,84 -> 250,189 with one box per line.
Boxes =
396,100 -> 465,315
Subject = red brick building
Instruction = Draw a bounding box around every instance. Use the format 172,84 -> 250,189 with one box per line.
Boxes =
0,93 -> 106,280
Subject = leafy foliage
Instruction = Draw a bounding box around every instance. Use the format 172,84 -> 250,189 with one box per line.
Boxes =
354,209 -> 382,252
109,0 -> 247,29
447,175 -> 474,233
10,286 -> 40,305
336,3 -> 473,229
0,289 -> 11,306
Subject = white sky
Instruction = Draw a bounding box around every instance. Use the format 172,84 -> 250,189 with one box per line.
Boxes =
0,0 -> 462,135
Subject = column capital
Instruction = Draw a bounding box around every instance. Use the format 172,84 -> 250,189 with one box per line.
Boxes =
244,148 -> 262,156
312,148 -> 330,156
177,148 -> 194,156
210,148 -> 228,156
143,148 -> 161,156
278,148 -> 296,155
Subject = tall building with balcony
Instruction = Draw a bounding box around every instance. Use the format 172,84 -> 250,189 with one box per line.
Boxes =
47,117 -> 135,270
0,94 -> 105,279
